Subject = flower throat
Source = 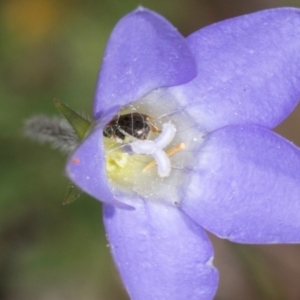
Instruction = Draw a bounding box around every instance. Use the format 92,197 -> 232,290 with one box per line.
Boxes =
103,112 -> 185,181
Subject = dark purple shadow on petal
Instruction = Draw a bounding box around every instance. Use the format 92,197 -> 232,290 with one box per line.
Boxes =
180,125 -> 300,243
93,7 -> 197,119
66,110 -> 133,209
174,8 -> 300,131
104,199 -> 218,300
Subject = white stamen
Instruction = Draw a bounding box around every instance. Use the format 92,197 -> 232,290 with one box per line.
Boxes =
152,150 -> 171,177
130,140 -> 156,155
154,123 -> 176,149
130,122 -> 176,177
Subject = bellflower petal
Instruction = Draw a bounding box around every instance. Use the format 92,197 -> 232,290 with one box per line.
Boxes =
66,112 -> 132,208
104,200 -> 218,300
93,7 -> 197,119
170,8 -> 300,132
180,125 -> 300,243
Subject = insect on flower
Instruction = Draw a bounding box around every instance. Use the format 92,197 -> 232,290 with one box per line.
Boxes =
103,111 -> 186,177
103,112 -> 161,143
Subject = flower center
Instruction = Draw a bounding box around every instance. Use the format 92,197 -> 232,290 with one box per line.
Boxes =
104,118 -> 181,179
102,90 -> 203,204
130,122 -> 177,177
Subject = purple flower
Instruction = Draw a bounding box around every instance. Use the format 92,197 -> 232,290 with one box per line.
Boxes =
66,7 -> 300,300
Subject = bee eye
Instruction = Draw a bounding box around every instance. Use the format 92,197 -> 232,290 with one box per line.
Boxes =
103,126 -> 114,138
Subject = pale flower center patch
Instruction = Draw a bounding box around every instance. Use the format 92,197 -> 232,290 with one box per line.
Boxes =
103,89 -> 204,205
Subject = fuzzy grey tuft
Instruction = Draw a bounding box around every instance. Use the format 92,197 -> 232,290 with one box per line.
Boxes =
23,115 -> 79,153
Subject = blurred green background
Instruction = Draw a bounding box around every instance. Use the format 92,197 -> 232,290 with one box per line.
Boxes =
2,0 -> 300,299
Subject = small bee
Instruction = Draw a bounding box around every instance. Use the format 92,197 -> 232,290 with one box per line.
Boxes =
103,112 -> 161,143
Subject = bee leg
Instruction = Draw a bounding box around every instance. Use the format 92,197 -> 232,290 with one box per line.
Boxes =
146,116 -> 162,134
150,124 -> 162,134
